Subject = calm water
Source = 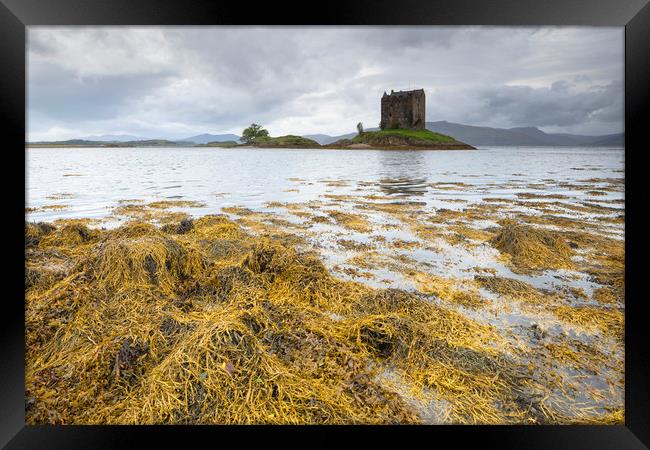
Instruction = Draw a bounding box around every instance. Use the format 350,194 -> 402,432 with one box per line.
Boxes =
26,146 -> 624,222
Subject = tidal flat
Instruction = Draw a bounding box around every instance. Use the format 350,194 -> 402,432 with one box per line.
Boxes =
25,146 -> 624,424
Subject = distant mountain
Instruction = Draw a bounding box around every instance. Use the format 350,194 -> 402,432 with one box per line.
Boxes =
180,133 -> 241,144
545,132 -> 625,147
506,127 -> 574,146
113,139 -> 187,147
589,134 -> 625,146
425,122 -> 624,147
304,131 -> 379,145
79,134 -> 150,142
305,122 -> 623,147
28,139 -> 189,147
303,133 -> 353,145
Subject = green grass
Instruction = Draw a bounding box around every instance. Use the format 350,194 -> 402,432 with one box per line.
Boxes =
352,129 -> 457,143
255,135 -> 321,147
204,141 -> 238,148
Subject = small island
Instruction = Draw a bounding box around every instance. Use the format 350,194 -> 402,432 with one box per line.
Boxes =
243,134 -> 322,149
326,128 -> 475,150
240,89 -> 475,151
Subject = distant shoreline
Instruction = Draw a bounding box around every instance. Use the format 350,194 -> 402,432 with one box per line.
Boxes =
26,144 -> 478,151
25,144 -> 624,150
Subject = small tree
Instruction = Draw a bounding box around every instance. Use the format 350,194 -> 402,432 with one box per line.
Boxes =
379,121 -> 385,130
356,122 -> 364,135
240,123 -> 269,144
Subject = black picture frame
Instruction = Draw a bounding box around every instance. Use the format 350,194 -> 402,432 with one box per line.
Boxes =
2,0 -> 648,448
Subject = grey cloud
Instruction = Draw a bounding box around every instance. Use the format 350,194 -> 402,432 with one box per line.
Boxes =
27,26 -> 624,140
29,61 -> 176,122
477,81 -> 622,128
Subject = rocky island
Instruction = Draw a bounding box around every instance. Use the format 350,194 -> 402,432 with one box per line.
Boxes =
325,128 -> 475,150
244,135 -> 322,149
332,89 -> 475,150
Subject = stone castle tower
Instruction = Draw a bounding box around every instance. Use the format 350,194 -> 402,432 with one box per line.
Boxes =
380,89 -> 425,130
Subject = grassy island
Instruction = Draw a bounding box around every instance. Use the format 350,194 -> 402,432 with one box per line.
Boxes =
327,128 -> 476,150
249,135 -> 321,148
354,128 -> 458,143
200,141 -> 239,148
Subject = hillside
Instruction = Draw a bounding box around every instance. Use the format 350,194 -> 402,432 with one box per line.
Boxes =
181,133 -> 241,144
200,141 -> 239,148
427,122 -> 624,147
79,134 -> 150,142
249,135 -> 321,148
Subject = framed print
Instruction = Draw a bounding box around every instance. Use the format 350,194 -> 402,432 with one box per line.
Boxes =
2,0 -> 648,447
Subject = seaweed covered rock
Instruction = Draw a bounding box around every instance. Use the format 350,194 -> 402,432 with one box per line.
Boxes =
358,288 -> 420,314
212,265 -> 255,300
112,337 -> 150,382
110,221 -> 159,239
91,233 -> 206,294
242,240 -> 297,276
489,220 -> 574,272
161,218 -> 194,235
192,215 -> 245,241
39,223 -> 99,248
24,216 -> 557,425
25,250 -> 75,291
25,222 -> 56,247
354,314 -> 409,359
474,275 -> 542,301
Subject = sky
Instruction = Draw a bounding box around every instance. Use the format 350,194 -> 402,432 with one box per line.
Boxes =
27,26 -> 624,141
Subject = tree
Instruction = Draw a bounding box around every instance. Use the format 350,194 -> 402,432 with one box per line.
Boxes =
379,121 -> 386,130
240,123 -> 269,144
356,122 -> 364,135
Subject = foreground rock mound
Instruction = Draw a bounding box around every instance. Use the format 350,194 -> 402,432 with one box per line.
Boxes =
25,216 -> 574,424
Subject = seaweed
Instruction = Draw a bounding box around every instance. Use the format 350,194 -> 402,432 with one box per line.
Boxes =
25,215 -> 559,425
489,220 -> 574,272
24,180 -> 624,425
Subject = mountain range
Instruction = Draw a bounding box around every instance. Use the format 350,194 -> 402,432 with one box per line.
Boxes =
178,133 -> 241,144
75,133 -> 241,144
79,134 -> 150,142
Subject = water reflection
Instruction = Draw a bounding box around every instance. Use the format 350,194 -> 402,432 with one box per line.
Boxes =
378,150 -> 426,176
378,176 -> 429,196
377,151 -> 428,196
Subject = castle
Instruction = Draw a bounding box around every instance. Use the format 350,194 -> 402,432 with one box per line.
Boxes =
380,89 -> 425,130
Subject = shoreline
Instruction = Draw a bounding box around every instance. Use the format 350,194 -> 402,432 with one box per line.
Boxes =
27,144 -> 478,151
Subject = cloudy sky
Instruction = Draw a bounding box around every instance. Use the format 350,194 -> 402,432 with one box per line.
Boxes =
27,26 -> 623,141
